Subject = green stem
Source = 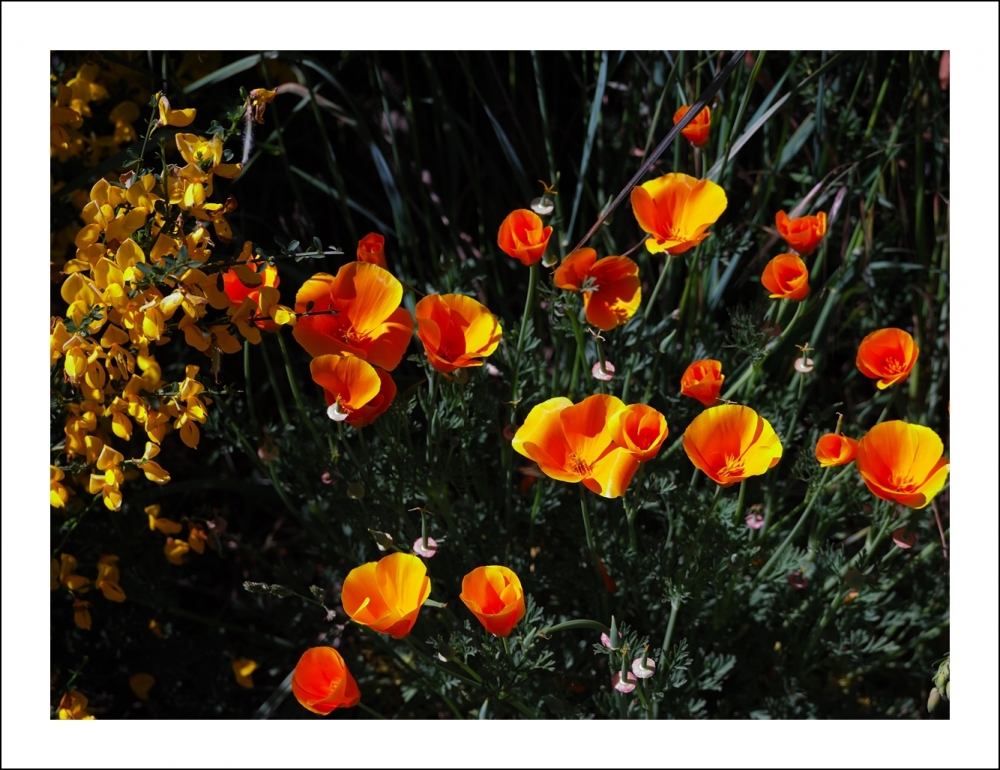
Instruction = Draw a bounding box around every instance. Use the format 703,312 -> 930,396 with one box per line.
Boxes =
660,599 -> 681,656
578,485 -> 603,589
357,702 -> 386,720
755,467 -> 830,583
259,336 -> 291,427
733,480 -> 747,527
243,343 -> 260,438
593,333 -> 609,394
276,332 -> 322,446
538,618 -> 608,636
510,262 -> 539,408
621,254 -> 674,402
567,306 -> 587,399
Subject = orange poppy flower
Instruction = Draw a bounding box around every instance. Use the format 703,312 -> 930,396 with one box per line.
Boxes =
357,232 -> 387,269
673,105 -> 711,148
341,552 -> 431,639
608,403 -> 669,462
310,354 -> 381,422
291,646 -> 360,715
415,294 -> 502,373
855,421 -> 949,509
553,248 -> 641,331
856,328 -> 919,390
682,404 -> 783,487
511,394 -> 640,499
497,209 -> 553,266
630,173 -> 727,256
775,210 -> 827,256
292,262 -> 413,371
223,259 -> 280,332
680,359 -> 724,407
815,434 -> 859,467
761,253 -> 809,301
347,368 -> 396,428
460,566 -> 526,637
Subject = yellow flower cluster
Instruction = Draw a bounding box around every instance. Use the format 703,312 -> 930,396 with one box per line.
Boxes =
50,554 -> 125,630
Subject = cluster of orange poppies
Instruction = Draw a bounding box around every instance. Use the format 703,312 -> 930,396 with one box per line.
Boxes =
293,237 -> 504,425
292,553 -> 526,714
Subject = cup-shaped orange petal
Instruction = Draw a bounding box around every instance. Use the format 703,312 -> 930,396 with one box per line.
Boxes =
460,566 -> 526,637
673,105 -> 711,148
555,249 -> 641,331
609,404 -> 668,462
856,328 -> 919,390
341,552 -> 431,639
415,294 -> 502,373
357,232 -> 387,269
775,210 -> 827,256
512,394 -> 640,498
855,421 -> 949,509
680,359 -> 724,407
345,367 -> 396,428
761,253 -> 809,301
682,404 -> 783,486
291,646 -> 360,715
630,173 -> 727,256
497,209 -> 553,266
310,354 -> 383,422
292,263 -> 413,371
815,434 -> 859,467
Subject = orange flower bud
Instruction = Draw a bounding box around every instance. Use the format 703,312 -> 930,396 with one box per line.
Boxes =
460,566 -> 526,637
673,105 -> 711,147
291,647 -> 360,715
775,210 -> 827,256
497,209 -> 553,266
856,328 -> 919,390
815,434 -> 859,467
357,233 -> 387,269
341,552 -> 431,639
630,173 -> 727,256
415,294 -> 502,373
609,403 -> 669,462
856,421 -> 949,509
680,359 -> 724,407
761,253 -> 809,301
683,404 -> 783,487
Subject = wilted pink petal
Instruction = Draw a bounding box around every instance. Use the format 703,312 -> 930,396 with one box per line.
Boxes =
745,512 -> 765,530
503,424 -> 516,441
485,363 -> 502,377
600,633 -> 612,649
631,656 -> 656,679
612,670 -> 637,693
320,472 -> 333,485
794,357 -> 815,373
412,537 -> 439,558
592,361 -> 615,381
787,571 -> 809,589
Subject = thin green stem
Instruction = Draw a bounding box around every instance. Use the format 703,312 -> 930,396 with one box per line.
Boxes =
259,336 -> 291,428
755,467 -> 830,583
276,332 -> 323,446
733,480 -> 747,527
357,702 -> 387,720
242,343 -> 261,438
660,599 -> 681,657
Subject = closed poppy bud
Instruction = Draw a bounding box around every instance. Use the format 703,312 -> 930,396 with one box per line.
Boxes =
673,105 -> 711,147
815,434 -> 859,467
608,403 -> 669,462
856,328 -> 919,390
341,552 -> 431,639
293,263 -> 414,371
775,210 -> 827,256
761,253 -> 809,301
291,646 -> 361,715
680,359 -> 724,407
855,421 -> 949,509
415,294 -> 502,373
497,209 -> 553,266
630,173 -> 727,256
553,249 -> 641,331
357,233 -> 387,269
129,673 -> 155,701
460,566 -> 526,637
683,404 -> 783,487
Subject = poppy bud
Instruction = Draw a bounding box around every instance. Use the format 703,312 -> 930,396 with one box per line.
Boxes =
459,566 -> 527,638
367,529 -> 393,550
761,253 -> 809,301
608,616 -> 621,650
291,647 -> 360,715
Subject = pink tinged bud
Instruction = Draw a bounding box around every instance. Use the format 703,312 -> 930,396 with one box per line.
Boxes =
631,656 -> 656,679
600,633 -> 612,649
612,671 -> 637,693
892,527 -> 917,549
592,360 -> 615,381
787,571 -> 809,589
745,512 -> 765,530
412,537 -> 439,558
